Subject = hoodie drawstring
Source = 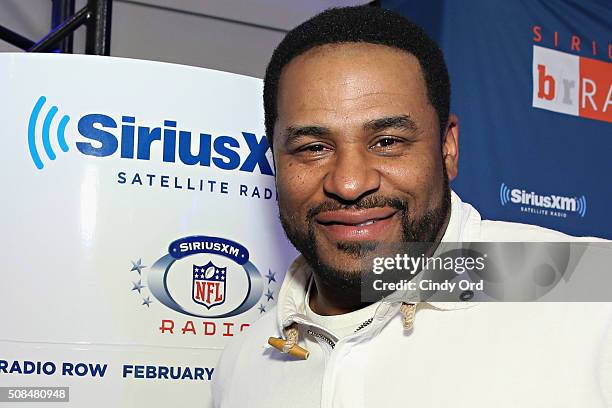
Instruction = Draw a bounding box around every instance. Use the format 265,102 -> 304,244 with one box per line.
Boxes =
268,302 -> 417,360
400,302 -> 416,330
268,323 -> 309,360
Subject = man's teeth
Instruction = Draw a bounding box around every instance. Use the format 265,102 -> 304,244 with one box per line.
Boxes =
356,220 -> 376,227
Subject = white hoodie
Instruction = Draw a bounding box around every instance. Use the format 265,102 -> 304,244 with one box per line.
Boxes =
212,191 -> 612,408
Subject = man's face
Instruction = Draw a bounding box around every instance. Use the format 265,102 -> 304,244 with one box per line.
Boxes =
273,43 -> 457,284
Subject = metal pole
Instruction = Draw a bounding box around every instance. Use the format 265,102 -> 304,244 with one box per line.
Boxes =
0,25 -> 35,50
85,0 -> 113,55
28,6 -> 91,52
51,0 -> 76,53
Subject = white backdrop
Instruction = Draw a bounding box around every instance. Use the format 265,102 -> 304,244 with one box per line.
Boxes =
0,53 -> 296,407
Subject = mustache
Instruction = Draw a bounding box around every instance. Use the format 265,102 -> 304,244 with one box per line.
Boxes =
306,196 -> 408,220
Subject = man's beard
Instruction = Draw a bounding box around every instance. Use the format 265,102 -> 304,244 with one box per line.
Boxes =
279,166 -> 452,292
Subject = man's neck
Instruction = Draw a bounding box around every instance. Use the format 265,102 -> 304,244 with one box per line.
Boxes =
308,276 -> 367,316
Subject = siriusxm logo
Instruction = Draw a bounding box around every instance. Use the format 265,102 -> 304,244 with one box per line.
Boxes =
500,183 -> 586,217
27,95 -> 273,175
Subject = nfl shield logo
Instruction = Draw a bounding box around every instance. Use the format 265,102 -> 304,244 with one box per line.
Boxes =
192,261 -> 226,309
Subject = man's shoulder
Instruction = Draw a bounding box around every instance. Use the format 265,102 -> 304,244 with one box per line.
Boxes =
212,306 -> 280,404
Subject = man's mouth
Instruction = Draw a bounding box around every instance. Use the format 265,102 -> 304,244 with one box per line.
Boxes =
314,208 -> 399,241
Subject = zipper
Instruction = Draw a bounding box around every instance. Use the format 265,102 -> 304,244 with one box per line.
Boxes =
306,316 -> 375,349
307,329 -> 336,349
354,317 -> 373,332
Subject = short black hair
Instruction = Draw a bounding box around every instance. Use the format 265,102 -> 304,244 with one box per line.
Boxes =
263,5 -> 450,148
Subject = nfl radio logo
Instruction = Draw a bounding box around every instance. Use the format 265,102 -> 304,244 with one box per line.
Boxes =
192,261 -> 226,309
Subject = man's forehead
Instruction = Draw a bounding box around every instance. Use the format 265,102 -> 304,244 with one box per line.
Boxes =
276,42 -> 431,127
278,42 -> 426,99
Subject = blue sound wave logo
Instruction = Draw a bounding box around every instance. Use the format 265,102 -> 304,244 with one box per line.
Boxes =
500,183 -> 511,206
28,96 -> 70,169
500,182 -> 586,218
576,195 -> 587,218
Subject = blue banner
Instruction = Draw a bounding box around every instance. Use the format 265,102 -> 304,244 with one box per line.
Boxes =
383,0 -> 611,238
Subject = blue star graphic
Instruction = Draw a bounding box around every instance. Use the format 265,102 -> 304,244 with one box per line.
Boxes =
131,280 -> 146,293
265,288 -> 274,302
131,259 -> 146,275
142,296 -> 153,307
265,269 -> 276,284
258,304 -> 266,314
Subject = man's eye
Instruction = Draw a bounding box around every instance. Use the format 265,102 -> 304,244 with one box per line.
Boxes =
374,137 -> 400,148
300,143 -> 328,152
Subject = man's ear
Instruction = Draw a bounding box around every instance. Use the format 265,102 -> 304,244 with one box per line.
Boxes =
442,114 -> 459,181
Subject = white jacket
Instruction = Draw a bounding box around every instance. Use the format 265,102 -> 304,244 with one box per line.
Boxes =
212,191 -> 612,408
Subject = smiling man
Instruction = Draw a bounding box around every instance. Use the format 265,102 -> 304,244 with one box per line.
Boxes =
212,6 -> 612,408
273,37 -> 455,316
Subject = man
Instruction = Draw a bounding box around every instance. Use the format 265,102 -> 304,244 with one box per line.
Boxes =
212,6 -> 611,407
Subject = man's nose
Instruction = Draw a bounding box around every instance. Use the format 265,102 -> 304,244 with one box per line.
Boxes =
322,147 -> 380,202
